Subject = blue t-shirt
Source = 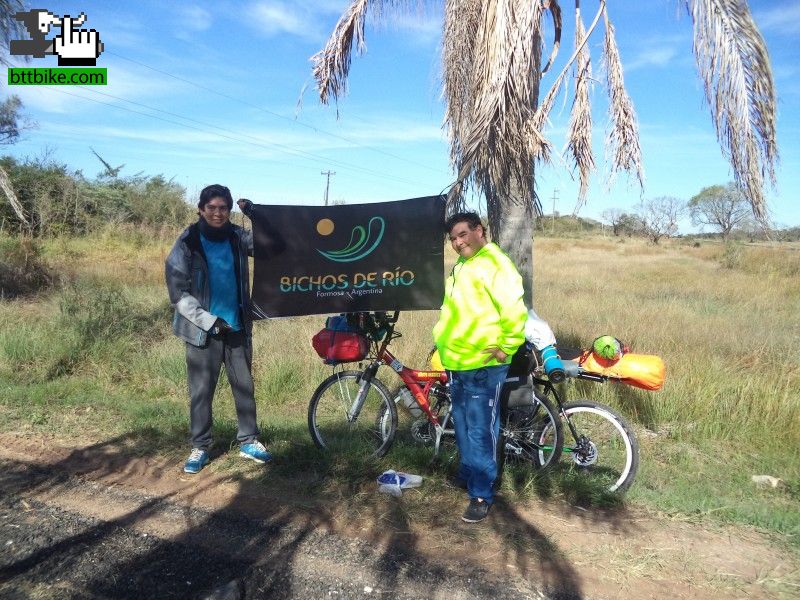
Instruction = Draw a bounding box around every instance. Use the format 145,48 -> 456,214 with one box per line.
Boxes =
200,234 -> 242,332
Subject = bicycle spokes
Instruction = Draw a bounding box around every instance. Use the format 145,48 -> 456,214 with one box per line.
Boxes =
559,403 -> 638,492
309,371 -> 396,458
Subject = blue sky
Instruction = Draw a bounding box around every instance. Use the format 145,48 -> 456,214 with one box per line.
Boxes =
3,1 -> 799,230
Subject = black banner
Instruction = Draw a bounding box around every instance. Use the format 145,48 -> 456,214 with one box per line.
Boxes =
249,196 -> 445,317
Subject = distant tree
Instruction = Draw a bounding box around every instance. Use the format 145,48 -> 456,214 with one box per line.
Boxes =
0,95 -> 32,145
618,212 -> 645,238
0,2 -> 34,228
0,1 -> 26,67
1,4 -> 35,183
689,182 -> 750,240
637,196 -> 686,244
0,95 -> 33,229
601,207 -> 625,236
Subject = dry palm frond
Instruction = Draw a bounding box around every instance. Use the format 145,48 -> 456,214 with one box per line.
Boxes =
444,0 -> 545,214
531,0 -> 605,152
602,9 -> 644,191
370,0 -> 435,22
686,0 -> 777,224
541,0 -> 562,75
313,1 -> 433,105
0,164 -> 29,227
312,0 -> 371,105
565,4 -> 595,210
442,0 -> 483,205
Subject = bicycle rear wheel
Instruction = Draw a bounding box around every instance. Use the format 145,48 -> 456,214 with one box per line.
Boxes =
558,400 -> 639,492
499,387 -> 563,470
308,370 -> 397,459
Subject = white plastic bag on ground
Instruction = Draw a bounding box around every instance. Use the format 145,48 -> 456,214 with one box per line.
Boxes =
376,470 -> 423,497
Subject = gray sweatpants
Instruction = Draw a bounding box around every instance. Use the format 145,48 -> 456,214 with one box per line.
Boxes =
186,330 -> 259,450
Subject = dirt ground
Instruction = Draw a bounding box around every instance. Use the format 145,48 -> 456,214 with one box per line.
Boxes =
0,432 -> 797,599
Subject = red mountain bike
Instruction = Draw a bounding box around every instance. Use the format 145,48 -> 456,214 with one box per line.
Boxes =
307,311 -> 639,492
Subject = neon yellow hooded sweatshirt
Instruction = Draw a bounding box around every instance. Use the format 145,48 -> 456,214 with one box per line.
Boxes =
433,242 -> 527,371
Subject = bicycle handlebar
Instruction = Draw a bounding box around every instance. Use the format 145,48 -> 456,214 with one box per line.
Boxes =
561,359 -> 611,383
563,360 -> 582,378
351,310 -> 399,327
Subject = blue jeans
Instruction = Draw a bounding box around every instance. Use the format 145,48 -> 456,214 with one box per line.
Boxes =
449,364 -> 509,504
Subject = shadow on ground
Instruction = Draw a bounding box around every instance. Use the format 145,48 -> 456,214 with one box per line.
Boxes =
0,423 -> 642,599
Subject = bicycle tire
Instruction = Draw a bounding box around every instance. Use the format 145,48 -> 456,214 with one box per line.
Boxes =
558,400 -> 640,492
498,386 -> 563,470
308,370 -> 397,459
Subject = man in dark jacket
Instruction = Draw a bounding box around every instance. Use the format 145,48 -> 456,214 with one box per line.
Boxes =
165,184 -> 271,474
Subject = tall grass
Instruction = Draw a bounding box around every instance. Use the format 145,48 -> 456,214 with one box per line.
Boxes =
533,238 -> 800,443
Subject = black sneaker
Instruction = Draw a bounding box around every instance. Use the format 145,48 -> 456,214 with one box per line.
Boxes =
446,475 -> 468,490
462,498 -> 491,523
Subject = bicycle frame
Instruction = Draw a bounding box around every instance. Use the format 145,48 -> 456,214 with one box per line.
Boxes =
352,312 -> 452,451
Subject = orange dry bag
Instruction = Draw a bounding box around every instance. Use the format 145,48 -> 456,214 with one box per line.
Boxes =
579,351 -> 666,391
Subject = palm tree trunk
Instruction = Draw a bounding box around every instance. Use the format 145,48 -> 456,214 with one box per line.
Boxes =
492,180 -> 535,307
489,17 -> 541,309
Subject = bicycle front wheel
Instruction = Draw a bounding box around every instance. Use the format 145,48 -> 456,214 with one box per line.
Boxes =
560,400 -> 640,492
308,370 -> 397,459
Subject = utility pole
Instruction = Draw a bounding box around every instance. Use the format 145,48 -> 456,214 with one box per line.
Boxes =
550,189 -> 559,234
321,170 -> 335,206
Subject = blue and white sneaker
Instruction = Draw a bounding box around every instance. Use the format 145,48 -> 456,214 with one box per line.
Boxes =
239,441 -> 272,464
183,448 -> 209,474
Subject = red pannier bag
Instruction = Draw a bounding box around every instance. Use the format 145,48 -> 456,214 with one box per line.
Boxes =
311,328 -> 369,365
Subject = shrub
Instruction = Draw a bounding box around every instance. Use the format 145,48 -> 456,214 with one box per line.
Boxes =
0,155 -> 194,236
0,235 -> 55,297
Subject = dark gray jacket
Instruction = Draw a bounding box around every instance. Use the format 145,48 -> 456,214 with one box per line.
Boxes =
165,222 -> 254,347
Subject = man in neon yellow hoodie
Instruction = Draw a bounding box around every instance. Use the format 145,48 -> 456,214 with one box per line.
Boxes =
433,212 -> 528,522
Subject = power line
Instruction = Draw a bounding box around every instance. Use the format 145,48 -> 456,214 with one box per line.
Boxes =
49,85 -> 425,188
106,50 -> 445,175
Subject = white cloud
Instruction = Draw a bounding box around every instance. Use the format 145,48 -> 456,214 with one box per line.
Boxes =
177,5 -> 214,32
105,63 -> 189,100
10,87 -> 77,115
755,3 -> 800,36
11,62 -> 191,115
624,47 -> 679,73
247,2 -> 320,40
344,118 -> 444,144
32,114 -> 444,157
243,1 -> 442,45
95,16 -> 148,51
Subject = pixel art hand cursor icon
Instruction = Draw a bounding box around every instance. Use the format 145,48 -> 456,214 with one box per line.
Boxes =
53,12 -> 104,66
